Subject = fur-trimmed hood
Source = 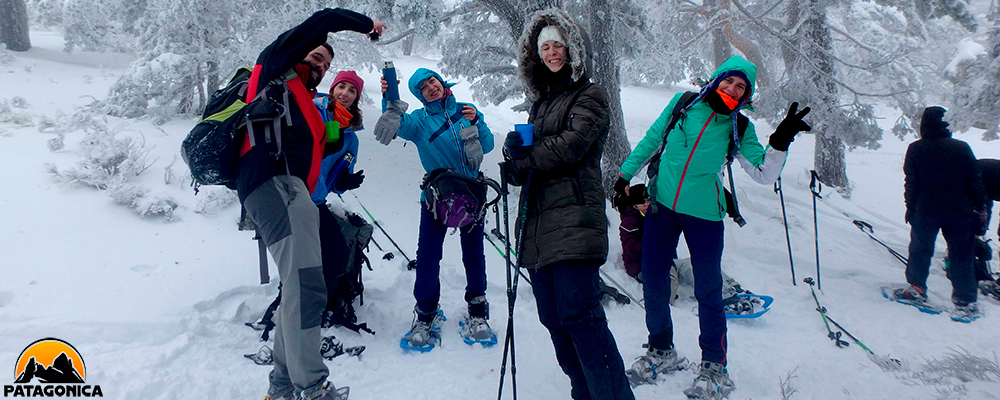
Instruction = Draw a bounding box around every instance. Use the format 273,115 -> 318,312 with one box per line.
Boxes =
518,8 -> 592,99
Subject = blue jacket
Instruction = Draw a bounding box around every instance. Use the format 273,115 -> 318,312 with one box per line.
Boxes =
311,94 -> 360,205
383,68 -> 494,181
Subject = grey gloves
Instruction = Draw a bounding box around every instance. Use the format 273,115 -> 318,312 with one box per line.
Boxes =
460,124 -> 483,171
374,99 -> 408,145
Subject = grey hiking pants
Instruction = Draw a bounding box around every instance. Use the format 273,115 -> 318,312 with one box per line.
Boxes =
243,175 -> 328,393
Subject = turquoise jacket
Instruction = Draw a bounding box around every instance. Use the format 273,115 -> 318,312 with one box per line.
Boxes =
620,56 -> 782,221
383,68 -> 494,180
311,94 -> 360,205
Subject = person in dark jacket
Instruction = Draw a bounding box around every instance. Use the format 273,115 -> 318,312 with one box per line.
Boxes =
977,158 -> 1000,238
617,184 -> 649,281
503,8 -> 634,400
235,9 -> 384,400
896,106 -> 987,320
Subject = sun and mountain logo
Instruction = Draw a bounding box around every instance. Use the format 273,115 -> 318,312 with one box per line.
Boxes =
4,338 -> 102,397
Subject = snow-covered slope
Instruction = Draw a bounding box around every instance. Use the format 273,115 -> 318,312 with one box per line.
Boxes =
1,32 -> 999,399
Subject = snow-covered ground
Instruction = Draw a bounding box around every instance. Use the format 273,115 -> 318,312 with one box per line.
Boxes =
2,31 -> 999,400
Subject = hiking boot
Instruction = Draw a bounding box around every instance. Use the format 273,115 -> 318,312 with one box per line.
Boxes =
460,316 -> 497,345
951,301 -> 982,323
298,381 -> 349,400
401,306 -> 444,351
894,285 -> 927,302
625,347 -> 686,386
263,386 -> 293,400
683,361 -> 735,399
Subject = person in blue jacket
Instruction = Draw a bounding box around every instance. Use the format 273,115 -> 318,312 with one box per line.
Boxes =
311,71 -> 366,315
374,67 -> 495,351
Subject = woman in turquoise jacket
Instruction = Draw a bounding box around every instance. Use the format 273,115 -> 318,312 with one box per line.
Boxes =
615,55 -> 811,398
374,68 -> 496,351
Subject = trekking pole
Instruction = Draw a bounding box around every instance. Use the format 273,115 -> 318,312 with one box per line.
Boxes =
598,268 -> 644,309
348,192 -> 413,265
852,220 -> 908,266
803,277 -> 848,348
822,315 -> 873,355
809,170 -> 823,291
498,165 -> 530,400
774,177 -> 796,286
483,232 -> 532,286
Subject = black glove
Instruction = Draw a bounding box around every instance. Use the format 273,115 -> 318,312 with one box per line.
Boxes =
611,177 -> 629,211
334,170 -> 365,192
905,208 -> 913,224
347,212 -> 367,227
769,102 -> 812,152
503,131 -> 529,160
613,177 -> 629,197
502,157 -> 524,186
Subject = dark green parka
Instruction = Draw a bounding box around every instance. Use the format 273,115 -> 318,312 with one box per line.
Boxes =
510,9 -> 610,269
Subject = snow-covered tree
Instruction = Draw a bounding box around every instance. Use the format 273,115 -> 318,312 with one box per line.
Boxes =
1,0 -> 31,52
948,6 -> 1000,140
61,0 -> 144,54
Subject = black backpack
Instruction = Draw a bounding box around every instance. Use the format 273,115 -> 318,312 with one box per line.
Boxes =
181,67 -> 299,191
421,168 -> 501,230
180,67 -> 252,190
249,211 -> 376,340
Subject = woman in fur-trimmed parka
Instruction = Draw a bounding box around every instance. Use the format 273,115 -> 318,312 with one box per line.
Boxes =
502,8 -> 634,400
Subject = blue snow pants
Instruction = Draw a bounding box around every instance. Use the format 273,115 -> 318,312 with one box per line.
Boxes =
414,204 -> 487,319
642,204 -> 728,365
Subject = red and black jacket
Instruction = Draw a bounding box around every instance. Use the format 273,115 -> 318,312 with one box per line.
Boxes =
236,8 -> 373,201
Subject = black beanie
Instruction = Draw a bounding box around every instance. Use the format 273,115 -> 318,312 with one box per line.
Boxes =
920,106 -> 950,139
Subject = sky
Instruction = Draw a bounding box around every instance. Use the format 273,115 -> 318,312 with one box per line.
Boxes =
1,30 -> 999,400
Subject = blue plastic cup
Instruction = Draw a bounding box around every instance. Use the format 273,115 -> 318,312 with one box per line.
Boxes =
514,124 -> 534,146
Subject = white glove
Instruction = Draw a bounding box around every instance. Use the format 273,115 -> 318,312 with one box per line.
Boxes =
459,125 -> 483,171
374,100 -> 408,146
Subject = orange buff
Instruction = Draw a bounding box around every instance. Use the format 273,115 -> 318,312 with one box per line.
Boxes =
715,89 -> 739,110
333,101 -> 354,128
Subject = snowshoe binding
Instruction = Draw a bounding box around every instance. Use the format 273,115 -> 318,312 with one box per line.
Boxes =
320,335 -> 366,360
683,361 -> 735,399
950,301 -> 982,323
881,285 -> 945,314
299,380 -> 349,400
400,308 -> 445,352
979,280 -> 1000,302
625,347 -> 687,387
459,315 -> 497,347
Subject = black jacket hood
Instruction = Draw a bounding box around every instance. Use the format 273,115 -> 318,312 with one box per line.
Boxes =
920,106 -> 951,139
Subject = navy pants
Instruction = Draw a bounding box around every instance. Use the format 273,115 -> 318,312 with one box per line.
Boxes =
906,213 -> 977,304
414,205 -> 487,318
529,261 -> 635,400
642,204 -> 727,365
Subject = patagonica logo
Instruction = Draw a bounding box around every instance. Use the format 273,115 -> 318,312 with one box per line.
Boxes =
4,338 -> 103,397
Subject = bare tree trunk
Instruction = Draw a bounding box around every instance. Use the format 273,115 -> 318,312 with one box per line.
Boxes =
0,0 -> 31,52
706,0 -> 731,69
402,34 -> 415,56
802,0 -> 848,189
587,0 -> 629,198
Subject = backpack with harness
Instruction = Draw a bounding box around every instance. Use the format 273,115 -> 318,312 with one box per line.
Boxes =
180,67 -> 252,190
421,168 -> 502,230
249,210 -> 376,340
181,67 -> 303,191
643,91 -> 748,226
